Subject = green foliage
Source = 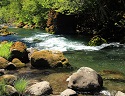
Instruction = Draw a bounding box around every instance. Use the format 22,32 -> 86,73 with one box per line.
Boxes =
0,0 -> 95,25
88,35 -> 107,46
0,80 -> 6,95
0,42 -> 13,59
14,78 -> 28,95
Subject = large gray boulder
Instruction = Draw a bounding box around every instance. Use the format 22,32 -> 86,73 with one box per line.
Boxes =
67,67 -> 103,92
26,81 -> 52,95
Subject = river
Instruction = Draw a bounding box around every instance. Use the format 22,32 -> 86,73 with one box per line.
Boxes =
1,28 -> 125,94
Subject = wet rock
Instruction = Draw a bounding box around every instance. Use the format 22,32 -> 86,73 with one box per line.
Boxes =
88,35 -> 107,46
0,26 -> 15,36
12,58 -> 26,68
67,67 -> 103,92
0,69 -> 5,76
27,47 -> 38,60
26,81 -> 52,95
10,41 -> 29,63
5,62 -> 16,70
0,57 -> 9,69
31,50 -> 69,69
16,22 -> 25,28
60,89 -> 77,96
0,74 -> 17,85
115,91 -> 125,96
5,85 -> 18,95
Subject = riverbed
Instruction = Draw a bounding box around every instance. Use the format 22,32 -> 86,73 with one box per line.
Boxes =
1,28 -> 125,95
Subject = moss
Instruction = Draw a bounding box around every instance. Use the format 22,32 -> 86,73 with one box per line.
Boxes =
12,58 -> 26,68
88,35 -> 107,46
31,50 -> 69,68
10,41 -> 27,53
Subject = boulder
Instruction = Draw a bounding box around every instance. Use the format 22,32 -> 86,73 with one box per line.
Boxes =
0,74 -> 17,85
60,89 -> 77,96
88,35 -> 107,46
0,57 -> 9,69
0,26 -> 15,36
10,41 -> 29,63
115,91 -> 125,96
5,85 -> 18,95
31,50 -> 69,68
12,58 -> 26,68
67,67 -> 103,92
26,81 -> 52,95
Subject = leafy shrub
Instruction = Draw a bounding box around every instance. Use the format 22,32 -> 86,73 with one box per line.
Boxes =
14,78 -> 28,95
0,42 -> 13,59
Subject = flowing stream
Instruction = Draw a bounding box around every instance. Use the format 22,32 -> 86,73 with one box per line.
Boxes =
1,28 -> 125,94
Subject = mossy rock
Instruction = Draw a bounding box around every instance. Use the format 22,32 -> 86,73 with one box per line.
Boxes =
31,50 -> 70,69
0,26 -> 15,36
9,41 -> 29,63
88,35 -> 107,46
10,41 -> 27,52
12,58 -> 26,68
0,57 -> 9,69
0,74 -> 17,85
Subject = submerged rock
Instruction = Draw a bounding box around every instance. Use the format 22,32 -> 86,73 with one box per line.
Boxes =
31,50 -> 70,69
67,67 -> 103,92
26,81 -> 52,95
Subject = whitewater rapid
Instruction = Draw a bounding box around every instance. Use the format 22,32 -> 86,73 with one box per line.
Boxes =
21,32 -> 123,52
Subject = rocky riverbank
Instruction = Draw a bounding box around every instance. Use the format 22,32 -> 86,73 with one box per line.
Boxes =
0,41 -> 125,96
0,26 -> 15,36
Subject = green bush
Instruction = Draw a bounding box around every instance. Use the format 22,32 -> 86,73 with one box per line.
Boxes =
0,42 -> 13,59
14,78 -> 28,95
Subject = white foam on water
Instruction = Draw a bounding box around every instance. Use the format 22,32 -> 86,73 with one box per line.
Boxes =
100,90 -> 111,96
22,33 -> 52,43
22,33 -> 122,52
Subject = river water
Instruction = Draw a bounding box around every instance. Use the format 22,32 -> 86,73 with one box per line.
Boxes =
1,28 -> 125,93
